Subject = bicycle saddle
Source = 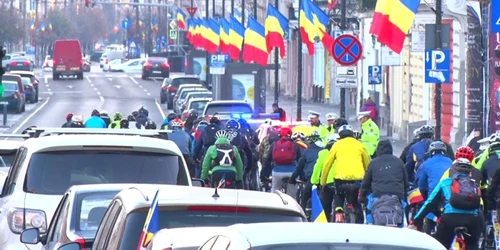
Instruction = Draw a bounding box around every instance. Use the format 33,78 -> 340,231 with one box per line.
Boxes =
454,227 -> 468,234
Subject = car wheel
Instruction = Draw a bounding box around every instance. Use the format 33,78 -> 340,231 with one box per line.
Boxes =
167,100 -> 173,110
78,73 -> 84,80
53,73 -> 58,80
22,103 -> 25,112
142,74 -> 147,80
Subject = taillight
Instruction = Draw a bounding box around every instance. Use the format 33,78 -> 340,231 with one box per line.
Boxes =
13,92 -> 20,99
45,62 -> 49,66
8,208 -> 48,234
161,62 -> 169,69
74,237 -> 88,250
10,62 -> 16,66
80,59 -> 83,64
167,86 -> 177,92
187,206 -> 250,212
23,61 -> 30,66
52,60 -> 56,65
143,61 -> 153,68
106,59 -> 109,64
184,61 -> 188,67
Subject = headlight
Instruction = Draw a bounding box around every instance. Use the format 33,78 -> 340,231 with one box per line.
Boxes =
8,208 -> 48,234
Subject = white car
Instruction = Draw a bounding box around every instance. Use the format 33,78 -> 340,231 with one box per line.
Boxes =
197,222 -> 446,250
182,97 -> 212,119
110,58 -> 146,73
43,55 -> 53,71
0,128 -> 193,249
174,87 -> 208,113
103,58 -> 123,72
202,100 -> 254,119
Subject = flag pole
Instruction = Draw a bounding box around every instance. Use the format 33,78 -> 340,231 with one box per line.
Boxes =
339,0 -> 346,118
296,0 -> 303,121
239,0 -> 245,61
434,0 -> 442,140
205,0 -> 211,88
273,0 -> 279,105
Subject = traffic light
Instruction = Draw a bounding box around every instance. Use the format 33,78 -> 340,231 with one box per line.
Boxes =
85,0 -> 90,7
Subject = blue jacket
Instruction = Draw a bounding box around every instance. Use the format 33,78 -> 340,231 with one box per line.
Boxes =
84,116 -> 107,128
417,154 -> 452,194
169,129 -> 192,155
291,143 -> 323,180
413,173 -> 479,227
405,138 -> 432,182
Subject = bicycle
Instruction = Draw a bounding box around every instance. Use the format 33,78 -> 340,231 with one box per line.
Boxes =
452,226 -> 468,250
295,179 -> 311,221
333,182 -> 361,224
481,210 -> 498,250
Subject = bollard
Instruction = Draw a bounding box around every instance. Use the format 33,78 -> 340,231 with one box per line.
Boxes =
2,104 -> 6,127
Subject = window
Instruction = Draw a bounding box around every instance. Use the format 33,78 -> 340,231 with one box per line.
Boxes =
180,89 -> 204,99
52,196 -> 70,242
190,101 -> 208,112
211,236 -> 230,250
0,149 -> 18,167
117,209 -> 303,250
47,194 -> 69,242
199,236 -> 218,250
2,81 -> 18,91
250,243 -> 432,250
25,150 -> 189,195
76,192 -> 119,232
128,61 -> 138,66
171,77 -> 200,87
1,147 -> 26,197
204,104 -> 253,115
95,200 -> 122,250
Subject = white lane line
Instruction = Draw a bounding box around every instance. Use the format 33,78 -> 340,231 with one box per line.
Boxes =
139,85 -> 143,88
12,97 -> 51,134
93,88 -> 98,91
47,88 -> 51,91
90,83 -> 94,87
45,84 -> 49,87
86,76 -> 92,83
147,93 -> 151,96
155,98 -> 166,120
99,96 -> 105,109
143,89 -> 147,92
152,78 -> 157,82
44,76 -> 48,84
129,76 -> 139,84
97,92 -> 101,95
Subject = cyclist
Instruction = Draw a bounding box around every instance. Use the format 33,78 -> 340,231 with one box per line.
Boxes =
224,119 -> 252,174
108,112 -> 123,129
410,158 -> 484,250
478,135 -> 500,178
201,130 -> 244,189
193,116 -> 222,161
144,120 -> 157,129
70,115 -> 85,128
138,105 -> 149,117
128,115 -> 144,129
290,132 -> 323,210
400,128 -> 421,164
292,132 -> 308,151
359,139 -> 408,226
357,111 -> 380,158
62,113 -> 73,127
262,127 -> 302,193
184,109 -> 199,132
85,109 -> 106,128
238,118 -> 260,190
100,110 -> 111,127
136,107 -> 149,126
169,118 -> 193,176
313,133 -> 339,222
258,123 -> 279,166
161,113 -> 178,129
321,125 -> 370,223
120,119 -> 129,129
319,113 -> 337,143
334,117 -> 348,131
405,125 -> 434,182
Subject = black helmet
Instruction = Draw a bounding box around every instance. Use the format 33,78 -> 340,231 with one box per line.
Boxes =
188,109 -> 199,117
167,113 -> 177,121
145,120 -> 157,129
127,115 -> 135,121
132,111 -> 139,117
428,141 -> 446,154
209,116 -> 220,125
226,119 -> 240,130
334,118 -> 348,130
91,109 -> 100,116
120,119 -> 129,128
138,106 -> 149,117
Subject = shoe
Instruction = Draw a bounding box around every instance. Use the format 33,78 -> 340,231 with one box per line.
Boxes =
335,212 -> 344,223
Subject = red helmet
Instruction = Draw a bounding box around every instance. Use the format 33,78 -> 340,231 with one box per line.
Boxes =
455,146 -> 474,162
279,127 -> 292,137
65,113 -> 74,121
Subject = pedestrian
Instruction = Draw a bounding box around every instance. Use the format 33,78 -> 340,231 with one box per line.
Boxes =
272,103 -> 287,122
361,97 -> 379,125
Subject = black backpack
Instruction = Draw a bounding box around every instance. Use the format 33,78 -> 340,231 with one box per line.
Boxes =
215,143 -> 235,167
371,195 -> 404,226
203,124 -> 220,147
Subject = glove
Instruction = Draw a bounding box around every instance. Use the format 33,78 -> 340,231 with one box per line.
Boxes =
288,178 -> 297,184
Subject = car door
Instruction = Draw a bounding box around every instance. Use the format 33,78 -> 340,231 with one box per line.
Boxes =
45,193 -> 69,249
125,60 -> 139,73
93,200 -> 122,250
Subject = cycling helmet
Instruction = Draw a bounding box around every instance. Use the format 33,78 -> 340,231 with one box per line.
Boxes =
418,125 -> 434,137
100,110 -> 108,116
338,125 -> 354,138
325,113 -> 337,121
428,141 -> 447,154
91,109 -> 100,116
167,112 -> 177,121
188,109 -> 199,117
132,111 -> 139,117
209,116 -> 220,125
65,113 -> 74,121
215,130 -> 231,139
72,115 -> 84,123
113,112 -> 123,121
489,133 -> 500,143
334,118 -> 348,130
353,130 -> 361,139
306,132 -> 321,144
452,158 -> 473,174
138,106 -> 149,116
413,127 -> 421,138
145,120 -> 157,129
237,118 -> 249,129
198,121 -> 209,126
291,131 -> 306,141
455,146 -> 474,162
327,133 -> 340,143
226,119 -> 240,130
127,115 -> 135,121
279,127 -> 292,137
120,119 -> 129,128
171,118 -> 184,128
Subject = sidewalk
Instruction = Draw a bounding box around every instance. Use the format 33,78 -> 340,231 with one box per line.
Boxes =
265,88 -> 407,157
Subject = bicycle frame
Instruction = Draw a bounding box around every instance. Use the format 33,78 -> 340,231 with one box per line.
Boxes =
452,233 -> 466,250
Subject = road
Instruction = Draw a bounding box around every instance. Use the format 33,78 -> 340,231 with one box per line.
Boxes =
11,65 -> 167,133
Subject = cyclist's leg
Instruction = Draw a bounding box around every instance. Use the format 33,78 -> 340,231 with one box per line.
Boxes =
333,180 -> 346,220
463,214 -> 483,250
211,170 -> 223,188
321,184 -> 335,222
302,181 -> 313,209
432,214 -> 455,249
365,194 -> 375,224
348,183 -> 364,224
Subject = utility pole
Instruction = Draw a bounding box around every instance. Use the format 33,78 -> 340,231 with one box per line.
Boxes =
273,0 -> 279,105
135,0 -> 140,50
147,0 -> 152,54
434,0 -> 442,140
230,0 -> 234,15
339,0 -> 346,118
253,0 -> 256,17
212,0 -> 215,16
205,0 -> 211,88
222,0 -> 225,17
296,0 -> 302,121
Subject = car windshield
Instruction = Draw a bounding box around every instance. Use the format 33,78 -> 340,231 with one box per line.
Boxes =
25,151 -> 189,195
204,103 -> 253,115
180,89 -> 205,99
119,209 -> 304,250
149,58 -> 166,63
111,59 -> 122,64
21,77 -> 31,85
77,191 -> 119,234
188,93 -> 211,100
171,78 -> 200,87
251,244 -> 433,250
2,81 -> 18,91
190,101 -> 208,111
0,149 -> 17,167
13,57 -> 28,62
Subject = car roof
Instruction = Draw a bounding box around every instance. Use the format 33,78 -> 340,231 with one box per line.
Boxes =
2,73 -> 22,79
22,134 -> 183,156
11,57 -> 29,60
171,74 -> 199,79
207,100 -> 250,105
114,185 -> 304,216
9,70 -> 35,76
0,140 -> 24,150
67,183 -> 143,195
180,88 -> 206,92
189,98 -> 212,103
226,222 -> 444,248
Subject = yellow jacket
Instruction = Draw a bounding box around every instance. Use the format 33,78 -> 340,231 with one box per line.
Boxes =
321,137 -> 370,185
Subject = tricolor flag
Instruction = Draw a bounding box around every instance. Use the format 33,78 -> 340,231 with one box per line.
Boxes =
311,185 -> 328,223
308,1 -> 334,57
137,190 -> 160,250
299,0 -> 316,55
242,16 -> 269,66
228,15 -> 245,60
264,3 -> 288,58
176,8 -> 187,29
219,18 -> 231,54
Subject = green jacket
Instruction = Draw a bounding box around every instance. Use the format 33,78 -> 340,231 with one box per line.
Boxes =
201,137 -> 244,181
319,125 -> 336,144
360,118 -> 379,156
311,149 -> 336,185
108,120 -> 121,129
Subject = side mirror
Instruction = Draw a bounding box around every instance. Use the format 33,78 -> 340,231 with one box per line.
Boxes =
58,242 -> 81,250
191,178 -> 205,187
20,227 -> 40,244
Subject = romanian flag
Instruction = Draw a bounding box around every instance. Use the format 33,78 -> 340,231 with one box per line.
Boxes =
176,8 -> 187,30
407,188 -> 424,205
264,3 -> 288,58
219,18 -> 231,54
308,1 -> 334,57
186,19 -> 194,43
228,15 -> 245,60
328,0 -> 338,9
137,190 -> 160,249
242,16 -> 269,66
192,18 -> 204,49
299,0 -> 316,55
203,18 -> 220,54
369,0 -> 421,54
311,185 -> 327,223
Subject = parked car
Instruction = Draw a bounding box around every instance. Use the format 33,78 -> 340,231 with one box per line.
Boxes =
9,70 -> 40,102
1,74 -> 26,113
53,39 -> 84,80
180,91 -> 212,112
159,75 -> 200,108
83,54 -> 91,72
20,77 -> 37,103
110,58 -> 145,73
43,55 -> 53,71
90,50 -> 104,62
9,56 -> 34,71
182,98 -> 212,119
103,58 -> 123,72
100,51 -> 125,69
173,87 -> 207,113
142,57 -> 169,80
2,53 -> 12,71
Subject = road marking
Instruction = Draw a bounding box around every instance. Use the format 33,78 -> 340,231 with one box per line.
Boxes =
45,84 -> 49,87
97,92 -> 101,95
93,88 -> 98,91
139,85 -> 143,88
155,98 -> 166,119
143,89 -> 147,92
147,93 -> 151,96
113,85 -> 122,89
99,96 -> 105,109
67,85 -> 73,89
129,76 -> 139,84
44,76 -> 48,84
12,97 -> 51,134
86,76 -> 91,83
152,78 -> 157,82
90,83 -> 94,87
108,78 -> 113,81
47,88 -> 51,91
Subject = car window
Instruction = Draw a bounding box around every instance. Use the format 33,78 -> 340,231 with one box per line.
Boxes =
250,244 -> 433,250
21,77 -> 31,85
128,61 -> 138,66
211,236 -> 230,250
95,200 -> 122,250
47,193 -> 69,242
2,81 -> 18,91
1,147 -> 26,197
190,101 -> 208,111
77,192 -> 119,233
204,104 -> 253,115
25,151 -> 189,195
180,89 -> 205,99
3,55 -> 10,60
0,149 -> 18,168
118,208 -> 303,250
52,194 -> 70,242
171,78 -> 200,87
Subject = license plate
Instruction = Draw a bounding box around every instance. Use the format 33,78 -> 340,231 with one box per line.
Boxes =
70,67 -> 80,71
56,66 -> 66,71
153,71 -> 161,74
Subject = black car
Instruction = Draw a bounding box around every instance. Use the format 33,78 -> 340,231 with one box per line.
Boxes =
1,74 -> 26,113
9,71 -> 40,103
142,57 -> 169,80
9,57 -> 34,71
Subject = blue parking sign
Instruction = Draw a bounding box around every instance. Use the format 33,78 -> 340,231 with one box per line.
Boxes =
424,49 -> 451,83
368,66 -> 382,85
492,0 -> 500,33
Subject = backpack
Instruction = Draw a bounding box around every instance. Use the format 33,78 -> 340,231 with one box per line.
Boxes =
272,138 -> 295,165
449,174 -> 481,210
203,125 -> 219,147
371,195 -> 404,226
215,144 -> 235,167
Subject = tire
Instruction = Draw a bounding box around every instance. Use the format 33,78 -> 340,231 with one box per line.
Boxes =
22,104 -> 25,112
160,97 -> 166,104
35,90 -> 39,103
78,73 -> 83,80
53,73 -> 58,80
167,100 -> 173,110
141,74 -> 148,80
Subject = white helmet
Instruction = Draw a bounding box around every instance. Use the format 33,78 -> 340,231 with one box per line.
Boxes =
489,132 -> 500,143
338,125 -> 353,133
327,133 -> 340,142
215,130 -> 230,139
100,110 -> 108,116
291,132 -> 306,140
325,113 -> 337,121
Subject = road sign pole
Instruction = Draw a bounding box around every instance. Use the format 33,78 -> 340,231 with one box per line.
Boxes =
296,0 -> 303,121
274,0 -> 279,105
205,0 -> 211,89
435,0 -> 442,140
340,0 -> 346,118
